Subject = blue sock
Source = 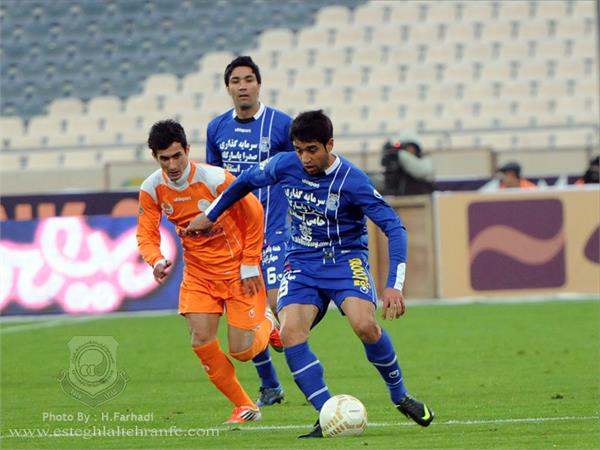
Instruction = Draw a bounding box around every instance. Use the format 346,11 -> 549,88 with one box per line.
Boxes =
364,328 -> 407,403
252,348 -> 280,389
284,341 -> 330,411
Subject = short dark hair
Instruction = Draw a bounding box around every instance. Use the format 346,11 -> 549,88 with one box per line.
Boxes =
224,56 -> 262,86
148,119 -> 188,156
290,110 -> 333,147
498,161 -> 522,177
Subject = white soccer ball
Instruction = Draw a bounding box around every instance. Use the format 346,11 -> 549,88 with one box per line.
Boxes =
319,394 -> 368,437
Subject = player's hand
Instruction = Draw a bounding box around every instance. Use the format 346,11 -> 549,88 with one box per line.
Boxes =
381,287 -> 405,321
241,276 -> 262,297
153,260 -> 172,285
185,213 -> 214,235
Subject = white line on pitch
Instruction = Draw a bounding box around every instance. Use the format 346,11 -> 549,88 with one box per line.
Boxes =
225,415 -> 600,431
0,316 -> 99,334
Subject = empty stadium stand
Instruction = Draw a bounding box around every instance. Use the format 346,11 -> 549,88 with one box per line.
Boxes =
0,0 -> 598,194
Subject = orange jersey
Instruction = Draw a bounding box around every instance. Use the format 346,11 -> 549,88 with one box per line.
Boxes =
137,162 -> 264,284
500,179 -> 537,189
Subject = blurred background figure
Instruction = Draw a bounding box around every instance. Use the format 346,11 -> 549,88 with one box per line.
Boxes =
479,160 -> 536,191
497,161 -> 537,189
575,156 -> 600,185
380,131 -> 434,196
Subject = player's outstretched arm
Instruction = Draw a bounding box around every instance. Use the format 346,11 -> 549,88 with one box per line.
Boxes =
204,154 -> 282,224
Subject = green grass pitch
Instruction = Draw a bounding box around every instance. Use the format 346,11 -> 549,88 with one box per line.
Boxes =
1,299 -> 598,449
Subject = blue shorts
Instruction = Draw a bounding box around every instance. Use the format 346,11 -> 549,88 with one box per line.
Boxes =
276,251 -> 376,328
261,240 -> 287,290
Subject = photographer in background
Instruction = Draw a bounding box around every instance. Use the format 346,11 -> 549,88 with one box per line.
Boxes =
381,131 -> 434,196
575,156 -> 599,185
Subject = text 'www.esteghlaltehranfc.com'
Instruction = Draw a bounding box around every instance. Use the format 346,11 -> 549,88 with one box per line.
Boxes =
4,425 -> 221,440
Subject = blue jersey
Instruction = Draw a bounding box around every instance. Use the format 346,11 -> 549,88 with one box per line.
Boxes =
207,152 -> 408,290
206,103 -> 293,243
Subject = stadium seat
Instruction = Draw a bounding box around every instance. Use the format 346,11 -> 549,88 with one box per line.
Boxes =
27,115 -> 69,137
535,0 -> 569,19
572,0 -> 597,17
497,0 -> 534,20
125,95 -> 162,116
181,72 -> 214,96
24,150 -> 64,169
335,24 -> 370,46
62,149 -> 103,168
461,1 -> 498,21
315,5 -> 352,27
0,116 -> 26,139
352,2 -> 394,26
249,49 -> 276,71
312,85 -> 348,108
330,67 -> 367,87
256,28 -> 296,51
348,84 -> 383,104
313,46 -> 349,68
297,26 -> 335,48
163,94 -> 204,115
45,133 -> 86,149
427,1 -> 461,23
277,89 -> 312,113
497,41 -> 532,61
389,2 -> 424,24
369,24 -> 404,47
197,51 -> 236,74
350,45 -> 392,66
292,67 -> 329,88
87,96 -> 124,116
47,98 -> 85,117
0,152 -> 26,171
143,73 -> 180,96
277,48 -> 313,69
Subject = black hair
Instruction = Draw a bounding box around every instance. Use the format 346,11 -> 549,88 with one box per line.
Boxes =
224,56 -> 262,86
499,161 -> 522,178
147,119 -> 188,156
290,110 -> 333,147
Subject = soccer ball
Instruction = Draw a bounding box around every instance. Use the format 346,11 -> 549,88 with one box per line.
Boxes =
319,394 -> 368,437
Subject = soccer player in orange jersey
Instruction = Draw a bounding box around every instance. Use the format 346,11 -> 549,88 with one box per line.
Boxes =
137,119 -> 281,423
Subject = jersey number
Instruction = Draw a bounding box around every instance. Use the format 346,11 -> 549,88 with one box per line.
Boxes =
266,267 -> 277,285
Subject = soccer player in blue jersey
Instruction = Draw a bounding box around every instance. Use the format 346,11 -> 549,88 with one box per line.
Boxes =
190,110 -> 435,437
206,56 -> 293,407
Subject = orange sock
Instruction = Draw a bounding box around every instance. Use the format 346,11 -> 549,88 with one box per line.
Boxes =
230,317 -> 271,362
193,339 -> 255,408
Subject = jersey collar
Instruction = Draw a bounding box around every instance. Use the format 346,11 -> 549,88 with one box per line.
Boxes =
164,161 -> 193,189
231,102 -> 265,121
324,154 -> 340,175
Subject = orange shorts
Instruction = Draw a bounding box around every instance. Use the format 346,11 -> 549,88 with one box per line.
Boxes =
178,277 -> 266,330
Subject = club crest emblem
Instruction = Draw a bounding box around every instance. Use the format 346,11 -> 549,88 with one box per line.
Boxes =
161,202 -> 174,215
326,194 -> 339,211
259,136 -> 271,152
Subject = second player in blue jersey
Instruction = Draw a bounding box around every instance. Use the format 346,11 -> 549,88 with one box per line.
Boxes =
206,56 -> 291,408
206,56 -> 293,302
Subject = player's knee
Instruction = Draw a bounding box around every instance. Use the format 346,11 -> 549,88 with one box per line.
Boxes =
229,346 -> 253,362
279,327 -> 309,348
190,331 -> 214,348
354,321 -> 381,344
